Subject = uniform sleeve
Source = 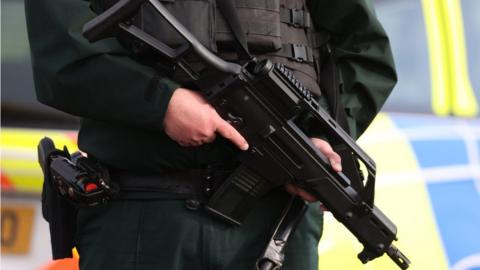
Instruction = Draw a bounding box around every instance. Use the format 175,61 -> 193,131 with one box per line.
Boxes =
307,0 -> 397,139
25,0 -> 180,130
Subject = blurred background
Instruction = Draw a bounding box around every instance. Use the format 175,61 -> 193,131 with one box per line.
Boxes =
1,0 -> 479,269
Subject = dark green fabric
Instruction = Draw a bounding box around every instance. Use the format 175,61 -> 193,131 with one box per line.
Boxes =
76,190 -> 323,270
25,0 -> 179,131
307,0 -> 397,139
25,0 -> 396,269
25,0 -> 396,170
25,0 -> 239,172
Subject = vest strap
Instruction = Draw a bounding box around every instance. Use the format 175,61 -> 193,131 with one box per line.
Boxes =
280,8 -> 311,28
217,0 -> 252,60
272,43 -> 315,63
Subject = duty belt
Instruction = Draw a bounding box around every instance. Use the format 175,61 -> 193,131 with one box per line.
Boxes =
110,168 -> 234,209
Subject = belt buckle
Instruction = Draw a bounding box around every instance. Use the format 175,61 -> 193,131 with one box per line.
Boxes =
185,199 -> 201,210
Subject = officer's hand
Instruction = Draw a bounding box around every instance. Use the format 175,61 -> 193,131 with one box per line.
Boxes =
164,88 -> 249,150
285,137 -> 342,203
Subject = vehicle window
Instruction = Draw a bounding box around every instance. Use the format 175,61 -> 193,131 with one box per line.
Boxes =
461,0 -> 480,106
374,0 -> 433,114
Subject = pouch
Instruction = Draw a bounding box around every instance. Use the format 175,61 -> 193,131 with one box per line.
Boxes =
134,0 -> 217,51
216,0 -> 283,53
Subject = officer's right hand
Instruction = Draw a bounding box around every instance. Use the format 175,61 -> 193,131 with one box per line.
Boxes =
163,88 -> 249,150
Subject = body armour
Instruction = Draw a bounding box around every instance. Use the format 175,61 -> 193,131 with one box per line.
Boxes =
92,0 -> 328,95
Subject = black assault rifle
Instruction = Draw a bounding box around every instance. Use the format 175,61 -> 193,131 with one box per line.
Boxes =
82,0 -> 410,268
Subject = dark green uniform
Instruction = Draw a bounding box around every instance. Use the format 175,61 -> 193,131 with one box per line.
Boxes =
25,0 -> 396,269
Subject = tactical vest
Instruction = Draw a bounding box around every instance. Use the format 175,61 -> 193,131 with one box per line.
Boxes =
92,0 -> 329,96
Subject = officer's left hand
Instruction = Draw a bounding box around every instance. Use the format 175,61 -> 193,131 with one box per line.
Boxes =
285,137 -> 341,203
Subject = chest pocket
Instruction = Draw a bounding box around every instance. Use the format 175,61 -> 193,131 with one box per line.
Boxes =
215,0 -> 282,53
130,0 -> 283,53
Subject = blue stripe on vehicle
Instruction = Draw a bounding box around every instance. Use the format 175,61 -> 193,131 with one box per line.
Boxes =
426,179 -> 480,267
410,139 -> 469,167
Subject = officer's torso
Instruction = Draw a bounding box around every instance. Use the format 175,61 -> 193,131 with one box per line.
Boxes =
85,0 -> 326,172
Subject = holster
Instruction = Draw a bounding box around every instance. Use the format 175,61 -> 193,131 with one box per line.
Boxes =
38,137 -> 77,259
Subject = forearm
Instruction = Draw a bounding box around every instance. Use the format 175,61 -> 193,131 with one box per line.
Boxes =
25,0 -> 179,130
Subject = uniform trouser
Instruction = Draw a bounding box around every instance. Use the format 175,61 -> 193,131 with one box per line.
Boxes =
75,189 -> 323,270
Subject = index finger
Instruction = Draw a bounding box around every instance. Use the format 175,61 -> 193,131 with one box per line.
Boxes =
214,115 -> 249,151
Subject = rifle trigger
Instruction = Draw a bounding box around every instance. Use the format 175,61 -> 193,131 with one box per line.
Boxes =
226,113 -> 244,129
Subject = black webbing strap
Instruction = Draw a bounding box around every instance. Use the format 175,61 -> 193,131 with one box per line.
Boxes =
272,43 -> 315,63
110,168 -> 234,200
216,0 -> 252,60
279,8 -> 311,28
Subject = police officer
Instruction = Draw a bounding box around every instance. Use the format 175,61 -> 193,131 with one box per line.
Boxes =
25,0 -> 397,269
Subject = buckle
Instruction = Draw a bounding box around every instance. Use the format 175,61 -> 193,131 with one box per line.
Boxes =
291,44 -> 308,62
290,9 -> 311,28
185,199 -> 201,210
